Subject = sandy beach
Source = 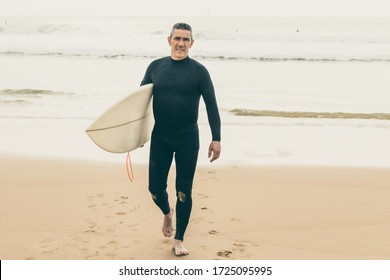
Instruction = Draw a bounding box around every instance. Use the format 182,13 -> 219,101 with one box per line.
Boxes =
1,154 -> 390,260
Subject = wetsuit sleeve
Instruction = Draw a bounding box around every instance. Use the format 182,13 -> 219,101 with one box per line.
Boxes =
199,66 -> 221,142
140,62 -> 153,86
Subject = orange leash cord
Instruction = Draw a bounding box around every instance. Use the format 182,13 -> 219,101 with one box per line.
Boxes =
126,151 -> 134,183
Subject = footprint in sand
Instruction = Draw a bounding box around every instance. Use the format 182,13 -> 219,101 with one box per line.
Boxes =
215,241 -> 251,258
233,242 -> 246,253
39,239 -> 52,254
129,206 -> 140,212
217,250 -> 232,257
40,243 -> 61,255
104,226 -> 116,233
107,240 -> 117,245
88,204 -> 97,212
83,220 -> 98,233
114,195 -> 129,204
206,170 -> 220,181
119,196 -> 129,204
39,238 -> 51,245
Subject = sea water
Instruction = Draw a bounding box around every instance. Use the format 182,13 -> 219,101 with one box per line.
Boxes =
1,16 -> 390,166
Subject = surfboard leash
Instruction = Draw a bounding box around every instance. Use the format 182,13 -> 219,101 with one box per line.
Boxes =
126,152 -> 135,183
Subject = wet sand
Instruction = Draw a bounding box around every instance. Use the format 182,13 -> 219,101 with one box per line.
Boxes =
1,154 -> 390,260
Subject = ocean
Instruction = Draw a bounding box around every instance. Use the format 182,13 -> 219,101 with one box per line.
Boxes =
1,16 -> 390,167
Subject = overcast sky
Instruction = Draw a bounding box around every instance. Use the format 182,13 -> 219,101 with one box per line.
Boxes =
1,0 -> 390,17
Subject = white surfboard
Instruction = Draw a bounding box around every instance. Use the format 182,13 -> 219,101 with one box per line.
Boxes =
86,84 -> 154,153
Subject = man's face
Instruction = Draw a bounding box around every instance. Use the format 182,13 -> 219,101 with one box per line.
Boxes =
168,29 -> 194,60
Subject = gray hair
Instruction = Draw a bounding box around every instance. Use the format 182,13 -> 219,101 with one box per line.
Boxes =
170,23 -> 193,38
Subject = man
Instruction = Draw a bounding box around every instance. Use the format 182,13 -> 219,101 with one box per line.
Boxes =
140,23 -> 221,256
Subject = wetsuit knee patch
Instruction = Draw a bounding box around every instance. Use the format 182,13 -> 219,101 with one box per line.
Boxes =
177,191 -> 186,203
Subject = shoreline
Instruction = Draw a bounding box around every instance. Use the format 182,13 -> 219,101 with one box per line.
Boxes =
1,154 -> 390,260
1,117 -> 390,168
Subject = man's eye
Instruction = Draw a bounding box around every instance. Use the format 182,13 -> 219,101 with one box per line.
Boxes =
173,36 -> 191,42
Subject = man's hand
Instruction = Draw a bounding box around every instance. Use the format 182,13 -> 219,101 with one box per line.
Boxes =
208,141 -> 221,163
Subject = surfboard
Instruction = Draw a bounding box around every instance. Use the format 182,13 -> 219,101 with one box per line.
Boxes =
86,84 -> 154,153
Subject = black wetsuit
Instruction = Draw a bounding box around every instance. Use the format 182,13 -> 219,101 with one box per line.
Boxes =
141,56 -> 221,241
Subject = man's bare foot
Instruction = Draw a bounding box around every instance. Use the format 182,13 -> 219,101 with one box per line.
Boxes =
162,207 -> 174,237
173,239 -> 189,256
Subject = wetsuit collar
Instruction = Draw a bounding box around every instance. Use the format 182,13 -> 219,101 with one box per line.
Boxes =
170,55 -> 190,63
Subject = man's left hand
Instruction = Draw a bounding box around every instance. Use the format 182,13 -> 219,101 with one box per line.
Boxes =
208,141 -> 221,163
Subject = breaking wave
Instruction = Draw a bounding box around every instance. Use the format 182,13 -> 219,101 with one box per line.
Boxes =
231,109 -> 390,120
0,88 -> 73,96
1,51 -> 390,63
0,51 -> 390,62
0,88 -> 75,105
